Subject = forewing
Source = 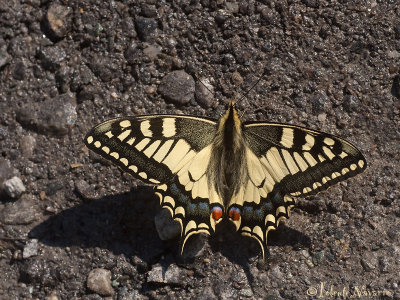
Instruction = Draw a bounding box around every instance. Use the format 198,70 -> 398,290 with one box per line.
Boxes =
84,115 -> 217,184
243,122 -> 367,197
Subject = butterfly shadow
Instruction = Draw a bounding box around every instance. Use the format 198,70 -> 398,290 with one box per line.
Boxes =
206,220 -> 311,285
29,186 -> 175,264
29,185 -> 312,278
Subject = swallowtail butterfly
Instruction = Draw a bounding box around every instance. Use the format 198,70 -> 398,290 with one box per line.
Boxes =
84,102 -> 366,259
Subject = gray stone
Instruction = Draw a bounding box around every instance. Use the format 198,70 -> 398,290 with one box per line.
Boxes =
158,70 -> 195,105
311,92 -> 331,113
0,40 -> 10,68
361,253 -> 377,272
343,94 -> 361,113
23,239 -> 39,259
147,264 -> 187,286
75,180 -> 101,201
3,176 -> 26,198
225,2 -> 239,14
0,158 -> 14,190
135,17 -> 158,41
13,60 -> 26,80
143,43 -> 162,60
388,50 -> 400,59
195,78 -> 215,108
1,194 -> 39,225
45,3 -> 72,39
16,93 -> 77,136
312,250 -> 325,265
141,4 -> 158,18
38,46 -> 67,71
20,135 -> 36,158
154,208 -> 180,241
87,268 -> 114,296
378,256 -> 390,274
239,288 -> 253,298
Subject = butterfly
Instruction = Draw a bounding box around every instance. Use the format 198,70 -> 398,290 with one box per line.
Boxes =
84,101 -> 366,259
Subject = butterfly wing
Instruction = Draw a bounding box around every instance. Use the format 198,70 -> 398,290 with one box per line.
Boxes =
228,122 -> 367,259
84,115 -> 223,252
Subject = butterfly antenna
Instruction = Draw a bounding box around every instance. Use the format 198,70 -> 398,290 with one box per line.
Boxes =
236,67 -> 269,105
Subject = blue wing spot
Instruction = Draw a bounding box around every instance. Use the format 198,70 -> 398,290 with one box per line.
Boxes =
271,191 -> 283,206
170,183 -> 179,195
188,203 -> 197,213
264,202 -> 273,213
179,193 -> 189,204
243,206 -> 253,218
199,202 -> 209,211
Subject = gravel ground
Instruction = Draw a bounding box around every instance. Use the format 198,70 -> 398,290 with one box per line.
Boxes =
1,1 -> 399,299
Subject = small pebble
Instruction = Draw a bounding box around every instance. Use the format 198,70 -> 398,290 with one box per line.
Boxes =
154,209 -> 180,240
87,268 -> 114,296
147,264 -> 187,286
0,194 -> 39,225
231,71 -> 244,86
38,46 -> 67,71
311,92 -> 331,113
20,135 -> 36,158
0,41 -> 10,68
3,176 -> 26,198
239,288 -> 253,298
317,113 -> 327,122
45,3 -> 72,39
143,44 -> 162,60
361,254 -> 377,272
135,17 -> 158,41
342,94 -> 361,113
158,70 -> 195,105
23,239 -> 39,259
46,291 -> 59,300
195,78 -> 215,108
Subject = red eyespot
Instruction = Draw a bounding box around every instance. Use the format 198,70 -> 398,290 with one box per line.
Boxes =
228,207 -> 241,221
211,206 -> 223,221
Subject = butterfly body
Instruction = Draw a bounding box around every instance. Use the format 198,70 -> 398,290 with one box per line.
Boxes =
84,102 -> 366,259
208,103 -> 246,206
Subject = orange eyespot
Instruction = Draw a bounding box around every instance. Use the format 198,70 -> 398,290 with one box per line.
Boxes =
211,206 -> 223,221
228,207 -> 241,221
